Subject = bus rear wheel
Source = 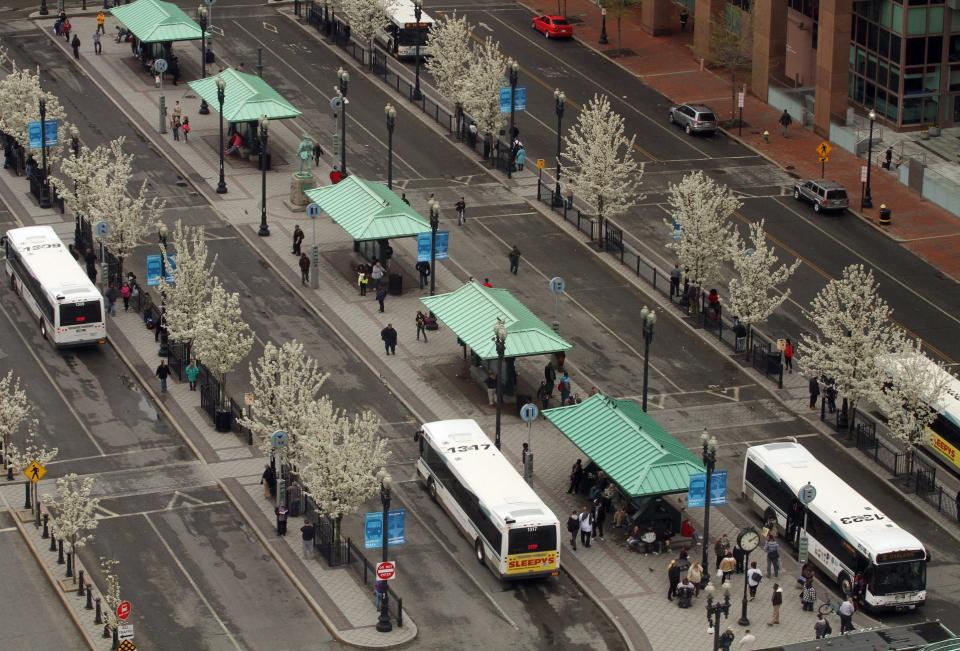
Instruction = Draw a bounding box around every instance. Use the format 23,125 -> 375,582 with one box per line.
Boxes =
427,477 -> 437,502
474,538 -> 485,565
40,318 -> 47,340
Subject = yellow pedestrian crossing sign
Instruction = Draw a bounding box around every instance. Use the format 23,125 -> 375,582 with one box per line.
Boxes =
535,158 -> 545,169
818,155 -> 830,164
816,141 -> 832,157
23,461 -> 46,483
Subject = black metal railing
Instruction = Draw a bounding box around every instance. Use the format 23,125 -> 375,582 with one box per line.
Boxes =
346,538 -> 404,627
198,365 -> 218,421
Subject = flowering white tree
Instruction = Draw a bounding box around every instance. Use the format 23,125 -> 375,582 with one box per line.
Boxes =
563,93 -> 644,241
0,370 -> 37,474
237,340 -> 330,459
44,473 -> 99,581
463,36 -> 506,154
341,0 -> 394,52
799,264 -> 904,430
727,220 -> 800,351
665,170 -> 741,295
50,143 -> 110,225
425,14 -> 473,134
99,558 -> 123,636
160,221 -> 217,348
878,339 -> 953,477
0,65 -> 69,159
191,278 -> 253,410
299,401 -> 389,539
6,432 -> 58,476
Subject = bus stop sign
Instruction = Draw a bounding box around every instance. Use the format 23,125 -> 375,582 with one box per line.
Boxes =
798,483 -> 817,505
520,402 -> 538,423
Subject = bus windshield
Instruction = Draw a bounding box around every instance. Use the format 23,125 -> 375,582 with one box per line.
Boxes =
508,525 -> 557,555
59,301 -> 103,326
871,561 -> 925,595
397,26 -> 428,46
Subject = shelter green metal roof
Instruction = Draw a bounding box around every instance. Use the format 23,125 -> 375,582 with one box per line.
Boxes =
304,176 -> 430,241
544,394 -> 705,498
925,639 -> 960,651
420,281 -> 572,360
110,0 -> 203,43
187,69 -> 302,123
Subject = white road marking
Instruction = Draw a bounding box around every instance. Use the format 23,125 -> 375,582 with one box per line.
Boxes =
166,490 -> 208,510
262,21 -> 278,33
478,22 -> 493,31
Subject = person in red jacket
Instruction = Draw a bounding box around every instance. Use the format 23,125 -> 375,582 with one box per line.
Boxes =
783,338 -> 794,373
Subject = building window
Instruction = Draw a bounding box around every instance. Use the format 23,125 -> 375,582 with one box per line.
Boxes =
907,7 -> 926,35
950,36 -> 960,63
892,3 -> 904,34
906,37 -> 926,64
927,36 -> 942,62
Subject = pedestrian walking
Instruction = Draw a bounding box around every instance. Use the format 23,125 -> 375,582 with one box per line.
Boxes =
681,517 -> 701,546
801,580 -> 817,611
275,504 -> 288,536
537,380 -> 551,411
747,562 -> 763,600
455,197 -> 466,225
679,7 -> 689,31
381,323 -> 397,355
740,630 -> 757,650
838,597 -> 855,633
814,614 -> 830,639
172,100 -> 182,125
783,338 -> 794,372
719,550 -> 737,584
733,543 -> 745,574
687,560 -> 703,595
485,372 -> 497,405
824,376 -> 838,413
261,464 -> 276,498
568,458 -> 584,494
415,260 -> 430,289
155,360 -> 169,392
120,282 -> 131,310
808,375 -> 820,409
565,181 -> 574,209
185,358 -> 200,391
667,559 -> 681,600
71,34 -> 81,59
105,284 -> 119,316
508,245 -> 521,274
376,285 -> 387,313
169,55 -> 180,85
558,371 -> 571,405
357,267 -> 369,296
768,583 -> 782,625
371,260 -> 385,288
181,117 -> 190,142
300,521 -> 315,559
292,225 -> 304,255
764,534 -> 780,577
719,628 -> 735,651
313,141 -> 324,167
778,109 -> 793,138
566,510 -> 579,550
578,505 -> 593,548
515,145 -> 526,171
591,497 -> 606,541
63,18 -> 72,41
883,146 -> 893,170
93,30 -> 102,55
415,310 -> 428,342
670,263 -> 682,298
299,253 -> 310,285
400,192 -> 410,205
171,115 -> 181,141
96,10 -> 106,34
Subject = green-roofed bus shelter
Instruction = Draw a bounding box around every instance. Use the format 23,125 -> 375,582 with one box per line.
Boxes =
111,0 -> 203,43
305,176 -> 431,241
188,69 -> 302,123
544,393 -> 705,498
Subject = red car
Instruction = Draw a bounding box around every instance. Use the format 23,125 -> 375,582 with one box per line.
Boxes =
531,15 -> 573,39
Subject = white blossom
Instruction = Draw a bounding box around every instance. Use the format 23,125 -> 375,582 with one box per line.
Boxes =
99,558 -> 123,631
463,36 -> 506,145
665,170 -> 740,290
0,65 -> 70,160
425,14 -> 473,129
160,221 -> 217,346
727,219 -> 800,329
799,264 -> 904,426
562,93 -> 644,231
44,473 -> 99,561
50,143 -> 110,221
341,0 -> 395,49
191,278 -> 253,408
0,371 -> 38,469
6,432 -> 58,475
237,340 -> 331,459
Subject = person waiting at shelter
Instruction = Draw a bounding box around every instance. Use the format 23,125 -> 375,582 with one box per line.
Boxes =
224,132 -> 244,156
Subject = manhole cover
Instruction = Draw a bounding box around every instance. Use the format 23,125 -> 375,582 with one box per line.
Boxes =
608,48 -> 637,58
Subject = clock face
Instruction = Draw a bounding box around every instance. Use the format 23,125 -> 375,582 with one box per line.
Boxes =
738,529 -> 761,552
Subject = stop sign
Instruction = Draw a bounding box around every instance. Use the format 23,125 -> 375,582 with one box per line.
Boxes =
375,561 -> 396,581
116,600 -> 132,621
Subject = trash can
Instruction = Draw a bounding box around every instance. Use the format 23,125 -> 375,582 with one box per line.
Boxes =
765,352 -> 782,375
214,408 -> 232,432
388,272 -> 402,296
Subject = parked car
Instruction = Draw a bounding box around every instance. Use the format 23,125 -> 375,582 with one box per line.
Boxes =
792,179 -> 849,213
531,15 -> 573,39
668,103 -> 718,135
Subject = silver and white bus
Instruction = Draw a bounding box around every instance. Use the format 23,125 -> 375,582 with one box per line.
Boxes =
415,419 -> 560,579
4,226 -> 105,347
744,442 -> 927,610
375,0 -> 434,58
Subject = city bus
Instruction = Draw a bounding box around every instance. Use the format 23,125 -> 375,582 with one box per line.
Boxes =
4,226 -> 105,347
414,419 -> 560,579
374,0 -> 434,59
879,352 -> 960,478
743,442 -> 927,611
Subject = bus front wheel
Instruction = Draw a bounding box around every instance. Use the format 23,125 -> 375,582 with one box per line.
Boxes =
474,538 -> 485,565
40,318 -> 47,340
838,572 -> 852,597
427,477 -> 437,502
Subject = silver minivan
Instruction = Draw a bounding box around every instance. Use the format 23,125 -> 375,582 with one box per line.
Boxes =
668,103 -> 718,135
793,179 -> 849,213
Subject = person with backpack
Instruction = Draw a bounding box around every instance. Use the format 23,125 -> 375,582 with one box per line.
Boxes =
814,613 -> 831,639
778,109 -> 793,138
764,533 -> 780,577
719,628 -> 735,651
747,561 -> 763,600
578,505 -> 594,548
566,510 -> 579,550
415,310 -> 428,342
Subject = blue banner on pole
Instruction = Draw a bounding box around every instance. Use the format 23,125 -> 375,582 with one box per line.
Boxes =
363,509 -> 406,549
146,254 -> 177,286
416,231 -> 449,262
499,87 -> 527,113
687,470 -> 727,507
28,120 -> 60,149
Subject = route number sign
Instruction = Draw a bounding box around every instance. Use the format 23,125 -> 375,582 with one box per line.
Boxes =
117,600 -> 132,621
376,561 -> 396,581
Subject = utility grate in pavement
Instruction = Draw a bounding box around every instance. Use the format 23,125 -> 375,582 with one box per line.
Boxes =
608,48 -> 638,58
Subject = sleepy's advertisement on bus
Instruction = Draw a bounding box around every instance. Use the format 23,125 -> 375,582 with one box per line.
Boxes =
506,550 -> 558,576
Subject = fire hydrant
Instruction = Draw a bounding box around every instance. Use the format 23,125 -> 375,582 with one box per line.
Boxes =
762,130 -> 770,144
878,204 -> 892,225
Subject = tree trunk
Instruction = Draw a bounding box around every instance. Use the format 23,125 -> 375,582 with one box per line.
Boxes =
219,371 -> 227,410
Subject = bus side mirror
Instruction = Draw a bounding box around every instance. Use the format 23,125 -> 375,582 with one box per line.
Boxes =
413,429 -> 422,442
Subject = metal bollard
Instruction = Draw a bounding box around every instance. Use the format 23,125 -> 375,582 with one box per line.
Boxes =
77,570 -> 85,596
86,585 -> 94,610
57,539 -> 65,564
35,502 -> 41,528
66,551 -> 73,578
42,513 -> 49,539
113,627 -> 119,649
49,531 -> 57,552
95,597 -> 103,624
24,481 -> 31,509
103,623 -> 111,639
159,96 -> 167,134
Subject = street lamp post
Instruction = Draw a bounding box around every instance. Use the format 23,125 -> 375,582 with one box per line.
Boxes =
385,103 -> 396,190
39,0 -> 48,15
700,430 -> 718,571
640,306 -> 656,412
38,98 -> 51,209
507,59 -> 519,179
705,581 -> 732,650
197,6 -> 210,115
337,68 -> 349,176
599,4 -> 609,45
428,199 -> 439,296
158,224 -> 170,357
493,318 -> 508,450
70,125 -> 80,243
862,109 -> 876,209
553,89 -> 565,207
412,0 -> 423,101
216,77 -> 227,194
375,470 -> 393,633
258,116 -> 270,236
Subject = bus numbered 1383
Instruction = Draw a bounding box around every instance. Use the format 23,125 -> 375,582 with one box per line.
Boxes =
4,226 -> 105,347
374,0 -> 434,59
414,419 -> 560,579
743,442 -> 927,611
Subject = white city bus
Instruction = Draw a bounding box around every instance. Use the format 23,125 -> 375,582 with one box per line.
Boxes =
415,419 -> 560,579
374,0 -> 434,58
743,442 -> 927,611
4,226 -> 105,347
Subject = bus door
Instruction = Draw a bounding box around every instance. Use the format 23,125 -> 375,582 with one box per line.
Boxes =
786,499 -> 803,548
